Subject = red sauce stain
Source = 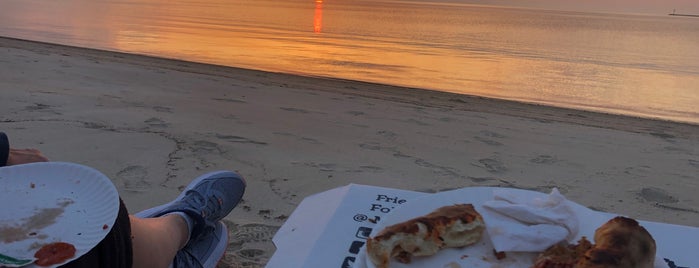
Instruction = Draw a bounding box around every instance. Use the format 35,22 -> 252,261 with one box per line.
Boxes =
34,242 -> 76,266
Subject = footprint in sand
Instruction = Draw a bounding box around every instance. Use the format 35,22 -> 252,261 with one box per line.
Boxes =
217,134 -> 268,145
530,155 -> 558,164
152,106 -> 173,113
213,97 -> 247,104
377,130 -> 398,140
279,107 -> 311,114
468,176 -> 496,183
24,103 -> 61,115
689,159 -> 699,168
225,222 -> 279,248
299,137 -> 321,144
638,187 -> 678,203
83,122 -> 110,130
117,165 -> 150,193
272,132 -> 320,144
24,103 -> 51,111
268,178 -> 299,201
438,117 -> 456,122
293,162 -> 336,172
359,165 -> 383,172
220,222 -> 280,268
403,118 -> 429,126
474,136 -> 503,146
236,248 -> 266,260
191,140 -> 220,153
474,130 -> 506,146
358,142 -> 382,151
144,117 -> 169,128
476,158 -> 508,173
480,130 -> 506,138
650,132 -> 675,140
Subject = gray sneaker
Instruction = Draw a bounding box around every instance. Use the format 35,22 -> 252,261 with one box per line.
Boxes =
173,220 -> 229,268
135,170 -> 246,239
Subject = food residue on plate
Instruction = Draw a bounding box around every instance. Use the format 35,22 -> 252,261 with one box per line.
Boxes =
0,198 -> 74,243
33,242 -> 76,266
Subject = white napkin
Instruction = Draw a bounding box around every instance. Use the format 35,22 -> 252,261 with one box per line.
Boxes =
481,188 -> 579,252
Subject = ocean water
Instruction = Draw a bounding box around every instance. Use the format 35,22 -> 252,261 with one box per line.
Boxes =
1,0 -> 698,124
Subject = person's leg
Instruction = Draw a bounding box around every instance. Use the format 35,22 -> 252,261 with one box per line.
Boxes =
129,215 -> 189,268
60,171 -> 243,268
135,170 -> 246,268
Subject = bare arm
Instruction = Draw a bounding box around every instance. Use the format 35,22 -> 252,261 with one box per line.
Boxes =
7,148 -> 49,165
0,132 -> 49,166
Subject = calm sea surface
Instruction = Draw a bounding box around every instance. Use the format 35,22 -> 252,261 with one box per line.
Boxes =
1,0 -> 698,124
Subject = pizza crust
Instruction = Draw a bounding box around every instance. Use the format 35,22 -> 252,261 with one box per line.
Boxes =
366,204 -> 485,268
534,216 -> 656,268
577,216 -> 656,268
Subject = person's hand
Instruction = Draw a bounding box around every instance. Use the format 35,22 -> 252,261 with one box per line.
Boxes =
7,148 -> 49,165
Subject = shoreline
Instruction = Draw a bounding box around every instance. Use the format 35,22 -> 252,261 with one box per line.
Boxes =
1,36 -> 696,139
669,13 -> 699,17
2,36 -> 698,267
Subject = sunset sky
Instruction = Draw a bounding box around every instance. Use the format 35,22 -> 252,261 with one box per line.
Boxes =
430,0 -> 699,15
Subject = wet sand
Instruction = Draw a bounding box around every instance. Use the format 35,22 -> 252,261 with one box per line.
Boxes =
1,37 -> 697,267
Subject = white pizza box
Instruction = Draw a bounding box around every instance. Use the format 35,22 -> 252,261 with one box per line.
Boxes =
266,184 -> 699,268
267,184 -> 427,268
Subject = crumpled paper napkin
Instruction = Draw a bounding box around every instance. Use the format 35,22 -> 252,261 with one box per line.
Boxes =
481,188 -> 579,252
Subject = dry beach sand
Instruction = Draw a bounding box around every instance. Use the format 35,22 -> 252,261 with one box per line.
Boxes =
1,37 -> 698,267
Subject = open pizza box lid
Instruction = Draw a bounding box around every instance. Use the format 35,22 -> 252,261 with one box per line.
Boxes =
266,184 -> 699,268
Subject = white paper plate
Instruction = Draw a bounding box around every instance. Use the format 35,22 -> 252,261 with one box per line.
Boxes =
355,187 -> 612,268
0,162 -> 119,268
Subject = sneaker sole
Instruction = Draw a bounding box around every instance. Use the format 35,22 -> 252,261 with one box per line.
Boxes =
169,221 -> 229,268
135,170 -> 246,218
206,221 -> 229,268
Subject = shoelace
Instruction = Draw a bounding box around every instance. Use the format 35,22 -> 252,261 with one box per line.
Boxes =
182,189 -> 224,220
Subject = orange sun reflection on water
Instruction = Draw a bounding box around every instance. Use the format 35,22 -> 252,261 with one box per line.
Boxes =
314,0 -> 323,33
